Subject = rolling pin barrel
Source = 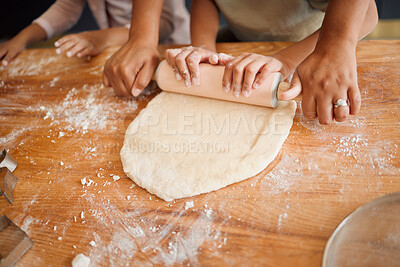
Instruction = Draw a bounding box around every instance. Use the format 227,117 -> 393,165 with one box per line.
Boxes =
156,60 -> 283,108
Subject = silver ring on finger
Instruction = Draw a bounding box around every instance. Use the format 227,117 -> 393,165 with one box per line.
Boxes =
334,99 -> 349,108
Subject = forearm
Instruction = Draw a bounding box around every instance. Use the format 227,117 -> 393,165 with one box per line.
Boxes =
275,0 -> 378,72
274,30 -> 319,74
317,0 -> 377,50
129,0 -> 163,45
34,0 -> 85,39
100,28 -> 129,48
357,0 -> 379,39
190,0 -> 220,51
13,23 -> 47,47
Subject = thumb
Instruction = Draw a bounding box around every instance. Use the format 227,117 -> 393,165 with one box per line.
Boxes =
131,58 -> 158,97
217,53 -> 234,65
208,53 -> 219,65
279,70 -> 302,101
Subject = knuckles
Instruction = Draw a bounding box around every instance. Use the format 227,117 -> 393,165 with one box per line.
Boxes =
186,54 -> 200,65
136,79 -> 147,89
245,65 -> 258,75
243,82 -> 251,89
225,62 -> 234,70
318,79 -> 331,92
319,118 -> 332,125
110,64 -> 120,75
262,65 -> 273,74
121,67 -> 132,78
335,112 -> 349,122
232,65 -> 244,75
303,111 -> 317,120
175,53 -> 187,64
352,92 -> 362,106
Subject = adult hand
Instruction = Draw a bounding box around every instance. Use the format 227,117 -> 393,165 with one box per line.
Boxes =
102,41 -> 159,97
286,43 -> 360,124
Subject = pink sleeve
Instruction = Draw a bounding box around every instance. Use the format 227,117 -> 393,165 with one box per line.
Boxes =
32,0 -> 86,39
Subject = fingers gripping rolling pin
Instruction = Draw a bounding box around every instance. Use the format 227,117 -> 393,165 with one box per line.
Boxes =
155,60 -> 299,108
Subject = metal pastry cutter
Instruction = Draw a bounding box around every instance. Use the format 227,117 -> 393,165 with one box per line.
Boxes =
0,150 -> 18,204
0,168 -> 17,204
0,215 -> 34,267
0,150 -> 17,172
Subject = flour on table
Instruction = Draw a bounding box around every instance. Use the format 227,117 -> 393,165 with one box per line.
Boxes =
121,92 -> 296,201
72,253 -> 90,267
185,201 -> 194,210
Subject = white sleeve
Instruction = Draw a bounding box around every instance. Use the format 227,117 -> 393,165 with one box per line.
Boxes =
32,0 -> 86,39
158,0 -> 175,42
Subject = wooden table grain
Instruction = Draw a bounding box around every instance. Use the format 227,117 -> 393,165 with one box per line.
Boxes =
0,40 -> 399,266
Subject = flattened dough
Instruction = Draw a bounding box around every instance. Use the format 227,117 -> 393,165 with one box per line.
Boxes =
121,92 -> 296,201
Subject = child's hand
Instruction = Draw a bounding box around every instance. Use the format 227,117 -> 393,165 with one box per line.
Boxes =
0,38 -> 26,66
222,53 -> 291,97
165,46 -> 233,87
288,44 -> 360,124
55,31 -> 106,58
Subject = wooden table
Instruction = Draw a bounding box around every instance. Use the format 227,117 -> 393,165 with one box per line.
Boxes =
1,40 -> 399,266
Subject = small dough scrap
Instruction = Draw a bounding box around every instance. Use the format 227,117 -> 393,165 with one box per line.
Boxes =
72,253 -> 90,267
121,92 -> 296,201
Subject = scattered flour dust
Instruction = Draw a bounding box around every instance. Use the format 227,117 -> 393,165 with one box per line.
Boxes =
277,211 -> 289,232
31,83 -> 137,134
185,201 -> 194,210
112,175 -> 121,181
20,216 -> 42,234
261,154 -> 306,194
1,53 -> 59,77
0,127 -> 32,146
82,195 -> 226,266
71,253 -> 90,267
333,134 -> 368,158
49,77 -> 60,87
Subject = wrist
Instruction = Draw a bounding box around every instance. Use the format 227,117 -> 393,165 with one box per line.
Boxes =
316,18 -> 359,52
127,37 -> 158,50
196,45 -> 217,52
128,28 -> 158,46
192,41 -> 216,52
126,39 -> 158,52
15,23 -> 46,48
12,35 -> 29,48
192,34 -> 217,52
101,28 -> 129,48
272,52 -> 296,75
315,37 -> 356,55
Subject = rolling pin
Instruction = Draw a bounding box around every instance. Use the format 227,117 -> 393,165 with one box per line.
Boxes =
155,60 -> 297,108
